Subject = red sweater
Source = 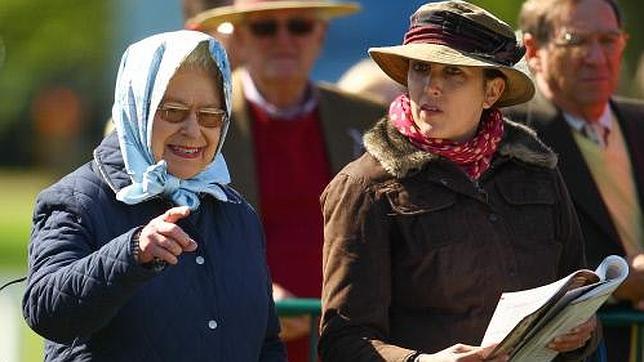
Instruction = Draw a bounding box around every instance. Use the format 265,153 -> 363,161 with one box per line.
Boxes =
250,102 -> 331,298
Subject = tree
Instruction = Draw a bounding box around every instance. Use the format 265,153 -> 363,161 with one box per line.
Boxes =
0,0 -> 110,166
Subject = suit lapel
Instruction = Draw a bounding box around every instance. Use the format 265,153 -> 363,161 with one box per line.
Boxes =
318,87 -> 364,174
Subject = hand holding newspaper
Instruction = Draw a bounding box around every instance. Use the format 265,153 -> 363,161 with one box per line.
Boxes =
481,255 -> 629,362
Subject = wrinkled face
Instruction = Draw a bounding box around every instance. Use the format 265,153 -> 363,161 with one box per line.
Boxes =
235,9 -> 326,84
151,68 -> 224,179
406,60 -> 504,142
534,0 -> 626,113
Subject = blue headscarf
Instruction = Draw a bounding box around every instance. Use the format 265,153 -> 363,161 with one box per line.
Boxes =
111,30 -> 234,210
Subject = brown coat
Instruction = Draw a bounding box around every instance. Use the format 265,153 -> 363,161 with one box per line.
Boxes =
222,68 -> 387,208
319,117 -> 596,361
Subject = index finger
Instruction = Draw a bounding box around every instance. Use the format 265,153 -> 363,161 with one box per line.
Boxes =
157,222 -> 198,252
162,206 -> 191,224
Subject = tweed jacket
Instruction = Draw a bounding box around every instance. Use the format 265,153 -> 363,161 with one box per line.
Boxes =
319,117 -> 597,361
505,93 -> 644,269
222,68 -> 386,209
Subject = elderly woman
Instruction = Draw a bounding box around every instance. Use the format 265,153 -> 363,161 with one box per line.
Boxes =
22,30 -> 285,361
319,1 -> 599,361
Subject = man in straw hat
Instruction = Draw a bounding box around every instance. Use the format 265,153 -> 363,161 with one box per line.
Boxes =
319,1 -> 599,360
189,0 -> 385,359
505,0 -> 644,360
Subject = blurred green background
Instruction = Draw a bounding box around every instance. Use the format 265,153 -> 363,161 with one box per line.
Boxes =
1,1 -> 111,360
1,0 -> 643,361
0,171 -> 52,361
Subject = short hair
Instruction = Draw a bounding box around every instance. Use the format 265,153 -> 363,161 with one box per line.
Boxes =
484,68 -> 506,82
518,0 -> 623,43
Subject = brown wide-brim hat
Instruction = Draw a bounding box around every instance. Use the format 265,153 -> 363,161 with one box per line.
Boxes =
369,0 -> 535,108
188,0 -> 360,30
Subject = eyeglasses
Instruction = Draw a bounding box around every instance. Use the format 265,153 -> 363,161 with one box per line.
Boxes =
247,18 -> 317,37
552,28 -> 626,56
157,102 -> 226,128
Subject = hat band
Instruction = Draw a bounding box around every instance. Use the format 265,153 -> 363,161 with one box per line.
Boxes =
402,11 -> 524,66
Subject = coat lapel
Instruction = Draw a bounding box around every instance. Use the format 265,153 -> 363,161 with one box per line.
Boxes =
318,86 -> 366,174
223,69 -> 259,207
611,98 -> 644,216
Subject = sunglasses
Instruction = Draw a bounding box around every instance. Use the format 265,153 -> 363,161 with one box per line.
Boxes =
157,103 -> 226,128
247,18 -> 316,37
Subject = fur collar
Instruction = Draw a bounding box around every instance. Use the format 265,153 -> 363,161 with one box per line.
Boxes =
363,116 -> 557,178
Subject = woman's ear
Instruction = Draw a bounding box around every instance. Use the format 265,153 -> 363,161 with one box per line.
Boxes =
482,77 -> 506,109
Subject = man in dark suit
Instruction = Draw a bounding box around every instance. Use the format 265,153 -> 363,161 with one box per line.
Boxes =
507,0 -> 644,360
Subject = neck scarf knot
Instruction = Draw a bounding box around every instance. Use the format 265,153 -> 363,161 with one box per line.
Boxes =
389,94 -> 504,179
115,158 -> 230,209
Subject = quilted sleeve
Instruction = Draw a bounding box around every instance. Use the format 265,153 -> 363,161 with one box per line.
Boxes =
259,284 -> 287,361
22,188 -> 157,344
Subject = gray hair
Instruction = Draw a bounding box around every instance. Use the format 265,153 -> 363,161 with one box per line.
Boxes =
178,41 -> 224,100
181,42 -> 220,72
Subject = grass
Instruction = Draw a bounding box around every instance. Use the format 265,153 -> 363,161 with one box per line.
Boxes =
0,169 -> 54,361
20,320 -> 44,361
0,169 -> 55,270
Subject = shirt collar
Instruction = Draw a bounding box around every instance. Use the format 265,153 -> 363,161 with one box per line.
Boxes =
562,103 -> 613,132
563,103 -> 612,148
240,68 -> 318,120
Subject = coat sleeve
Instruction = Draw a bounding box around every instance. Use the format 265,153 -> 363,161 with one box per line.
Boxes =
318,173 -> 418,362
552,168 -> 601,361
259,229 -> 287,361
259,285 -> 287,361
22,188 -> 158,344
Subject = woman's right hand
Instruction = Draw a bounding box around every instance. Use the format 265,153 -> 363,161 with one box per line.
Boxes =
136,206 -> 198,265
417,344 -> 508,362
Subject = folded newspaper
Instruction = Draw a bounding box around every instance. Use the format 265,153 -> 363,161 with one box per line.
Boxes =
482,255 -> 629,361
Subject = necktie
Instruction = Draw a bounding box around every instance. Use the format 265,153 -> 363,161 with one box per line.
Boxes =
581,122 -> 609,148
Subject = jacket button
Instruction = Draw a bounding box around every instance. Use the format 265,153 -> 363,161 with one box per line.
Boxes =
196,256 -> 205,265
488,214 -> 499,223
208,320 -> 218,330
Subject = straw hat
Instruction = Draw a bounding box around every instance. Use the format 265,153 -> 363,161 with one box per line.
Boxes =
188,0 -> 360,30
369,0 -> 535,108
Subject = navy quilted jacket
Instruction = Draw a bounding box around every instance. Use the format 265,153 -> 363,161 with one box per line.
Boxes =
22,133 -> 286,361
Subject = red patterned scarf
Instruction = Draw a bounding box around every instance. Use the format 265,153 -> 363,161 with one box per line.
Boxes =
389,94 -> 504,179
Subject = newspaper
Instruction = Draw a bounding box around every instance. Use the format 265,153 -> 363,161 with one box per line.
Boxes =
482,255 -> 629,361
